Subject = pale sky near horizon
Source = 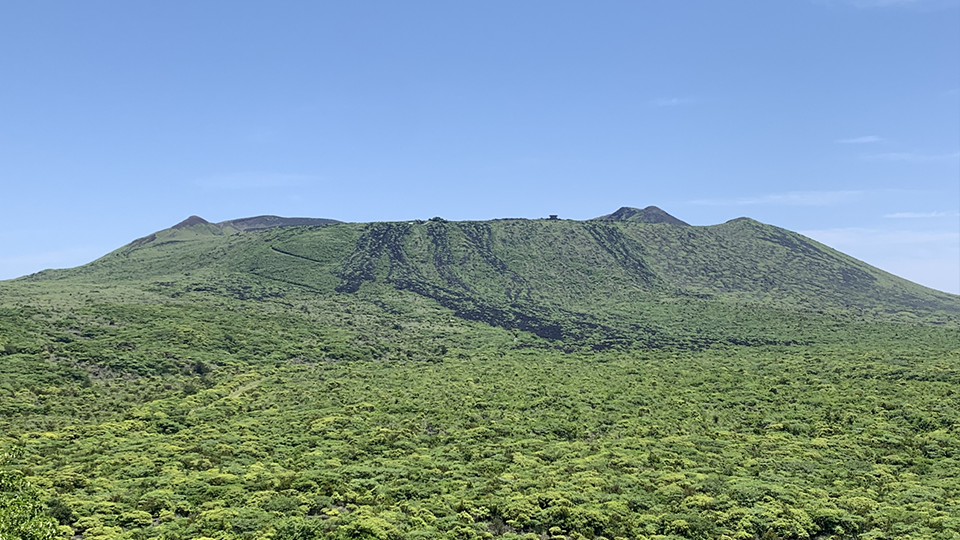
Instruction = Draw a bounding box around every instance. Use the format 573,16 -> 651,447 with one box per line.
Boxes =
1,1 -> 958,293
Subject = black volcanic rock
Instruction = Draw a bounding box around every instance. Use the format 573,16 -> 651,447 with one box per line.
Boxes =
592,206 -> 690,226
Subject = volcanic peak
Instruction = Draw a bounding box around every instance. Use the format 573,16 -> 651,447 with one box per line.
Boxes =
172,215 -> 211,229
592,206 -> 690,226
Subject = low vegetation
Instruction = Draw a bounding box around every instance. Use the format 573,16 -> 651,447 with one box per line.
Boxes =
1,212 -> 958,539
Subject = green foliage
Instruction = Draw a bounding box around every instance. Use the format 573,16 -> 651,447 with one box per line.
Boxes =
2,333 -> 959,539
0,216 -> 957,539
0,452 -> 59,540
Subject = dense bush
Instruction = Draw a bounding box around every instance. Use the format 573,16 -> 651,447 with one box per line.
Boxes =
0,219 -> 957,538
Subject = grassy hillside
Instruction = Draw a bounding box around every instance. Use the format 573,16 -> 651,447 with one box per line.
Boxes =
20,214 -> 959,346
2,210 -> 958,539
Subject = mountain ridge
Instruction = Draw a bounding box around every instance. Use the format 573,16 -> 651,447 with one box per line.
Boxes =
15,207 -> 957,349
2,208 -> 959,540
591,205 -> 691,226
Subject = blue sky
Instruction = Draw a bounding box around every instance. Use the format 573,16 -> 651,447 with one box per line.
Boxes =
1,1 -> 958,293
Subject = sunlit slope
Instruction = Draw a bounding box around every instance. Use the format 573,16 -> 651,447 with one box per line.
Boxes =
625,217 -> 956,315
3,211 -> 959,540
17,213 -> 959,347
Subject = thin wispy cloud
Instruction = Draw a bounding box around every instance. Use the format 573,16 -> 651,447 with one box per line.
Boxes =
0,247 -> 107,280
651,97 -> 694,107
800,227 -> 960,247
878,258 -> 960,294
836,135 -> 881,144
828,0 -> 960,9
863,151 -> 960,162
197,172 -> 312,190
845,0 -> 922,6
884,211 -> 957,218
799,227 -> 960,293
690,190 -> 863,207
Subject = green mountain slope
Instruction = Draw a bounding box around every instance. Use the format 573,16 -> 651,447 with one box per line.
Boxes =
2,208 -> 959,540
20,208 -> 958,349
